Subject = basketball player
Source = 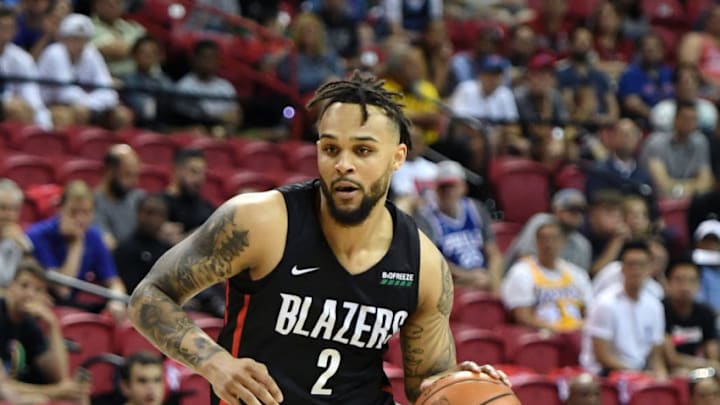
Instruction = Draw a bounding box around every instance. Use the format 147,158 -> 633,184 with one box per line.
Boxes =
127,72 -> 508,405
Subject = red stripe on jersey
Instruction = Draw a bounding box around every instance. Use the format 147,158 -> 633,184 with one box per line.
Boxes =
219,294 -> 251,405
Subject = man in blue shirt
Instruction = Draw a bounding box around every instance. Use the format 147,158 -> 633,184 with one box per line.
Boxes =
26,180 -> 126,321
617,32 -> 674,122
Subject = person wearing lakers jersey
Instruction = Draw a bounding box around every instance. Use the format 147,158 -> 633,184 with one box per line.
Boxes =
502,221 -> 593,333
127,71 -> 509,405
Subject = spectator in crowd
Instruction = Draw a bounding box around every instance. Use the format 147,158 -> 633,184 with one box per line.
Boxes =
114,194 -> 170,294
276,12 -> 343,96
26,180 -> 127,320
502,221 -> 593,333
613,0 -> 649,42
651,64 -> 718,135
37,13 -> 133,129
663,257 -> 719,374
505,188 -> 592,272
641,102 -> 715,199
0,259 -> 91,401
416,20 -> 453,95
174,39 -> 242,138
447,25 -> 505,94
590,1 -> 635,81
688,189 -> 720,238
383,0 -> 442,38
585,119 -> 658,216
0,179 -> 32,291
622,195 -> 655,240
316,0 -> 360,65
694,219 -> 720,314
507,24 -> 538,85
415,160 -> 502,292
528,0 -> 573,55
688,367 -> 720,405
565,373 -> 600,405
557,27 -> 619,129
617,32 -> 673,121
0,7 -> 52,129
119,35 -> 174,130
678,5 -> 720,92
163,148 -> 215,236
382,43 -> 442,144
580,240 -> 668,378
593,237 -> 667,300
119,352 -> 165,405
14,0 -> 70,59
449,54 -> 518,124
91,0 -> 146,77
94,144 -> 144,251
390,126 -> 437,213
581,190 -> 630,276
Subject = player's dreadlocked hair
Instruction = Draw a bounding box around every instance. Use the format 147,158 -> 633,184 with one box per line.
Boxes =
306,70 -> 413,151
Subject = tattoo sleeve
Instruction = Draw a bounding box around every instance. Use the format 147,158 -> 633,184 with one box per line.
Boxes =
400,257 -> 456,402
128,203 -> 249,370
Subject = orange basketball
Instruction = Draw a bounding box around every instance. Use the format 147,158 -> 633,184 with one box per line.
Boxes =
415,371 -> 521,405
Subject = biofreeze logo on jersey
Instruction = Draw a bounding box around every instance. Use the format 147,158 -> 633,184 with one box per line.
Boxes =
274,293 -> 408,349
380,271 -> 414,287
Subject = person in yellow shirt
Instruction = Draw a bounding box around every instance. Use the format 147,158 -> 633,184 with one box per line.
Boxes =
382,43 -> 443,144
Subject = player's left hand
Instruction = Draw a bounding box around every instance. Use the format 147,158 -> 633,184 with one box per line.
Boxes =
420,362 -> 511,391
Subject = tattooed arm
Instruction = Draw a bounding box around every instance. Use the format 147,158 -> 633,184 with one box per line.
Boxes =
128,192 -> 286,405
400,232 -> 457,402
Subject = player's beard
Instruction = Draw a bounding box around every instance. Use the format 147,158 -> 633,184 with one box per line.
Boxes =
319,173 -> 389,226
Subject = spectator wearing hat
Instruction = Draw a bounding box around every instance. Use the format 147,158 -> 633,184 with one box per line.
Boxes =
640,101 -> 715,199
448,54 -> 518,124
694,220 -> 720,315
502,220 -> 592,333
505,188 -> 592,273
0,6 -> 52,129
415,160 -> 502,292
36,13 -> 133,129
556,27 -> 619,130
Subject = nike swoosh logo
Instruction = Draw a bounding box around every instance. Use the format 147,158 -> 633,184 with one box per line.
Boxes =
291,265 -> 320,276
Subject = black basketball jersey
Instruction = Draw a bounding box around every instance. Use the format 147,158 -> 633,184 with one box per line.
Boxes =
215,180 -> 421,405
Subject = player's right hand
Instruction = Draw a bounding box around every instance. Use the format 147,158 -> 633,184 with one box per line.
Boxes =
205,353 -> 284,405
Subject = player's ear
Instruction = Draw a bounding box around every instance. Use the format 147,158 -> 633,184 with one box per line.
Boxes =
391,143 -> 407,171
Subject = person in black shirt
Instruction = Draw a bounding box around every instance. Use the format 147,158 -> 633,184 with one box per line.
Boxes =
663,257 -> 720,374
127,72 -> 509,405
114,194 -> 171,294
163,148 -> 215,237
1,259 -> 90,401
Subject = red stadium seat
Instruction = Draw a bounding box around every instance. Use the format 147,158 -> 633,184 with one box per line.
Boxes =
384,363 -> 408,405
283,141 -> 318,177
489,157 -> 550,223
280,173 -> 315,186
139,165 -> 171,192
642,0 -> 685,25
454,328 -> 505,365
510,375 -> 562,405
235,140 -> 287,172
115,319 -> 161,357
11,128 -> 71,157
60,313 -> 115,373
202,170 -> 225,207
628,382 -> 682,405
0,154 -> 56,188
490,221 -> 523,254
188,138 -> 239,171
70,127 -> 118,160
659,197 -> 690,248
130,132 -> 178,167
223,170 -> 278,198
553,164 -> 586,192
178,369 -> 211,405
57,159 -> 104,186
195,316 -> 224,341
511,334 -> 563,374
383,335 -> 403,367
452,291 -> 508,330
23,183 -> 62,220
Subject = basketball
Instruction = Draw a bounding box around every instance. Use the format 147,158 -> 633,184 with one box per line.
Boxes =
415,371 -> 521,405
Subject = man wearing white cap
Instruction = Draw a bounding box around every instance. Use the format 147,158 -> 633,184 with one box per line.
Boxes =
694,219 -> 720,314
36,13 -> 132,129
415,160 -> 502,291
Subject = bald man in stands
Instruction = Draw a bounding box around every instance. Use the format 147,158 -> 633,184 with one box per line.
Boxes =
94,144 -> 144,250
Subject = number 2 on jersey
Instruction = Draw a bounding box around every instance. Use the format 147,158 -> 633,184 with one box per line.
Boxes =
311,348 -> 341,395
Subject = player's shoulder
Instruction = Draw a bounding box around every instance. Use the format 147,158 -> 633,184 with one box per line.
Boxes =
221,190 -> 287,227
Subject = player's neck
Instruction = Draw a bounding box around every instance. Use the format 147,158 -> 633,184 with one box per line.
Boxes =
319,200 -> 391,258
